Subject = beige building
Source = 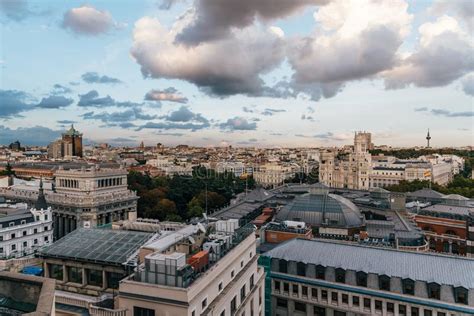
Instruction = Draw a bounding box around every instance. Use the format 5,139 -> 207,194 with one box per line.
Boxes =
319,132 -> 372,190
118,222 -> 265,316
254,163 -> 294,188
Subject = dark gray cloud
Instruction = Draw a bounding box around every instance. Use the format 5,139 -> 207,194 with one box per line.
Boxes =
137,121 -> 210,131
414,107 -> 428,112
155,132 -> 185,137
0,0 -> 31,21
176,0 -> 326,45
160,106 -> 209,124
242,106 -> 256,113
220,117 -> 257,131
145,87 -> 188,103
431,109 -> 473,117
301,114 -> 315,122
52,84 -> 73,94
261,108 -> 286,116
0,125 -> 61,145
0,89 -> 35,118
78,90 -> 115,107
57,120 -> 76,125
82,72 -> 122,84
37,95 -> 74,109
82,108 -> 156,126
62,5 -> 114,35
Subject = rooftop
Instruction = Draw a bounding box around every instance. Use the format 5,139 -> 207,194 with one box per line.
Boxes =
264,238 -> 474,289
38,228 -> 153,265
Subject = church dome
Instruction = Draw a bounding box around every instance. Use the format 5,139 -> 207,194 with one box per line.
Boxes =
276,191 -> 364,228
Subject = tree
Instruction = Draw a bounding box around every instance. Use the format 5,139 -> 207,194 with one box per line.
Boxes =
0,162 -> 15,176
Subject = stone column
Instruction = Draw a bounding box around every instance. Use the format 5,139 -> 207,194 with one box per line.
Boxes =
82,268 -> 87,286
448,241 -> 453,253
102,270 -> 107,289
63,265 -> 68,283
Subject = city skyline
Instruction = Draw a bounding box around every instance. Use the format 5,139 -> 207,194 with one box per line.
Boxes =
1,0 -> 473,148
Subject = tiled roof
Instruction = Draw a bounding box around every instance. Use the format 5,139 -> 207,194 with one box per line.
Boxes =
264,238 -> 474,289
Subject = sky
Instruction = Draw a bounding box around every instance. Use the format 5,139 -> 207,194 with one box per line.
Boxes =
0,0 -> 473,148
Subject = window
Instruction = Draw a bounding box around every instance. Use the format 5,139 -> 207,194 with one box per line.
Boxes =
283,283 -> 289,293
23,231 -> 27,236
334,312 -> 346,316
23,241 -> 27,247
292,284 -> 298,295
375,300 -> 382,311
231,270 -> 235,278
202,298 -> 207,309
379,275 -> 390,291
424,310 -> 432,316
411,307 -> 419,316
398,305 -> 406,316
294,302 -> 306,312
302,286 -> 308,297
0,247 -> 3,253
250,274 -> 254,288
311,288 -> 318,299
241,260 -> 244,268
330,291 -> 338,303
296,262 -> 306,276
316,265 -> 325,279
231,296 -> 237,314
402,279 -> 415,295
279,259 -> 288,273
428,283 -> 440,300
34,239 -> 38,244
241,285 -> 246,301
11,244 -> 16,251
321,290 -> 328,301
88,269 -> 103,287
192,311 -> 195,316
68,266 -> 82,284
133,306 -> 155,316
387,302 -> 394,313
44,236 -> 49,242
274,280 -> 280,291
363,298 -> 371,309
335,268 -> 345,283
0,236 -> 3,241
352,296 -> 359,306
21,220 -> 26,225
314,306 -> 326,316
220,310 -> 224,316
276,298 -> 287,308
437,313 -> 446,316
356,272 -> 367,287
454,287 -> 468,305
219,281 -> 223,291
34,228 -> 38,234
11,233 -> 15,239
50,264 -> 63,281
342,294 -> 348,304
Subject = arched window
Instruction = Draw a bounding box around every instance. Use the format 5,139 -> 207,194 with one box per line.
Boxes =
423,226 -> 433,232
379,275 -> 390,291
279,259 -> 287,273
428,283 -> 440,300
402,279 -> 415,295
316,265 -> 325,280
445,230 -> 457,236
335,268 -> 345,283
454,287 -> 468,305
296,262 -> 306,276
452,243 -> 460,254
356,271 -> 367,287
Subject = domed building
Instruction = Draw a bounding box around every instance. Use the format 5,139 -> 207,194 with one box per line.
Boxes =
275,184 -> 365,237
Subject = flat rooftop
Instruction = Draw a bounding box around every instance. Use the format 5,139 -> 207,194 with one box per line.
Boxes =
38,228 -> 153,265
264,238 -> 474,289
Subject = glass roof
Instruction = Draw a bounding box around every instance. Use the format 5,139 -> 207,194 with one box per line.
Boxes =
38,228 -> 152,265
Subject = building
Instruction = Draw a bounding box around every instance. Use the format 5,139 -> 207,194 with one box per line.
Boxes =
8,140 -> 22,151
319,132 -> 372,190
0,183 -> 53,260
260,238 -> 474,316
0,271 -> 55,315
275,185 -> 365,238
254,163 -> 294,188
47,125 -> 83,159
117,221 -> 265,316
38,228 -> 153,296
0,166 -> 138,240
411,203 -> 474,256
262,221 -> 313,244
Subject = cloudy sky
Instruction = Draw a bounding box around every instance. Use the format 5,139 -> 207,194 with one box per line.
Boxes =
1,0 -> 473,147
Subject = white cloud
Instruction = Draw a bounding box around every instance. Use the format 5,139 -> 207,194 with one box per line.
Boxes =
286,0 -> 412,98
130,16 -> 285,96
383,15 -> 474,89
62,5 -> 114,35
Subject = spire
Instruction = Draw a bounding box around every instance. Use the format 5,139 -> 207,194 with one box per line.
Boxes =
35,178 -> 48,210
426,128 -> 431,148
